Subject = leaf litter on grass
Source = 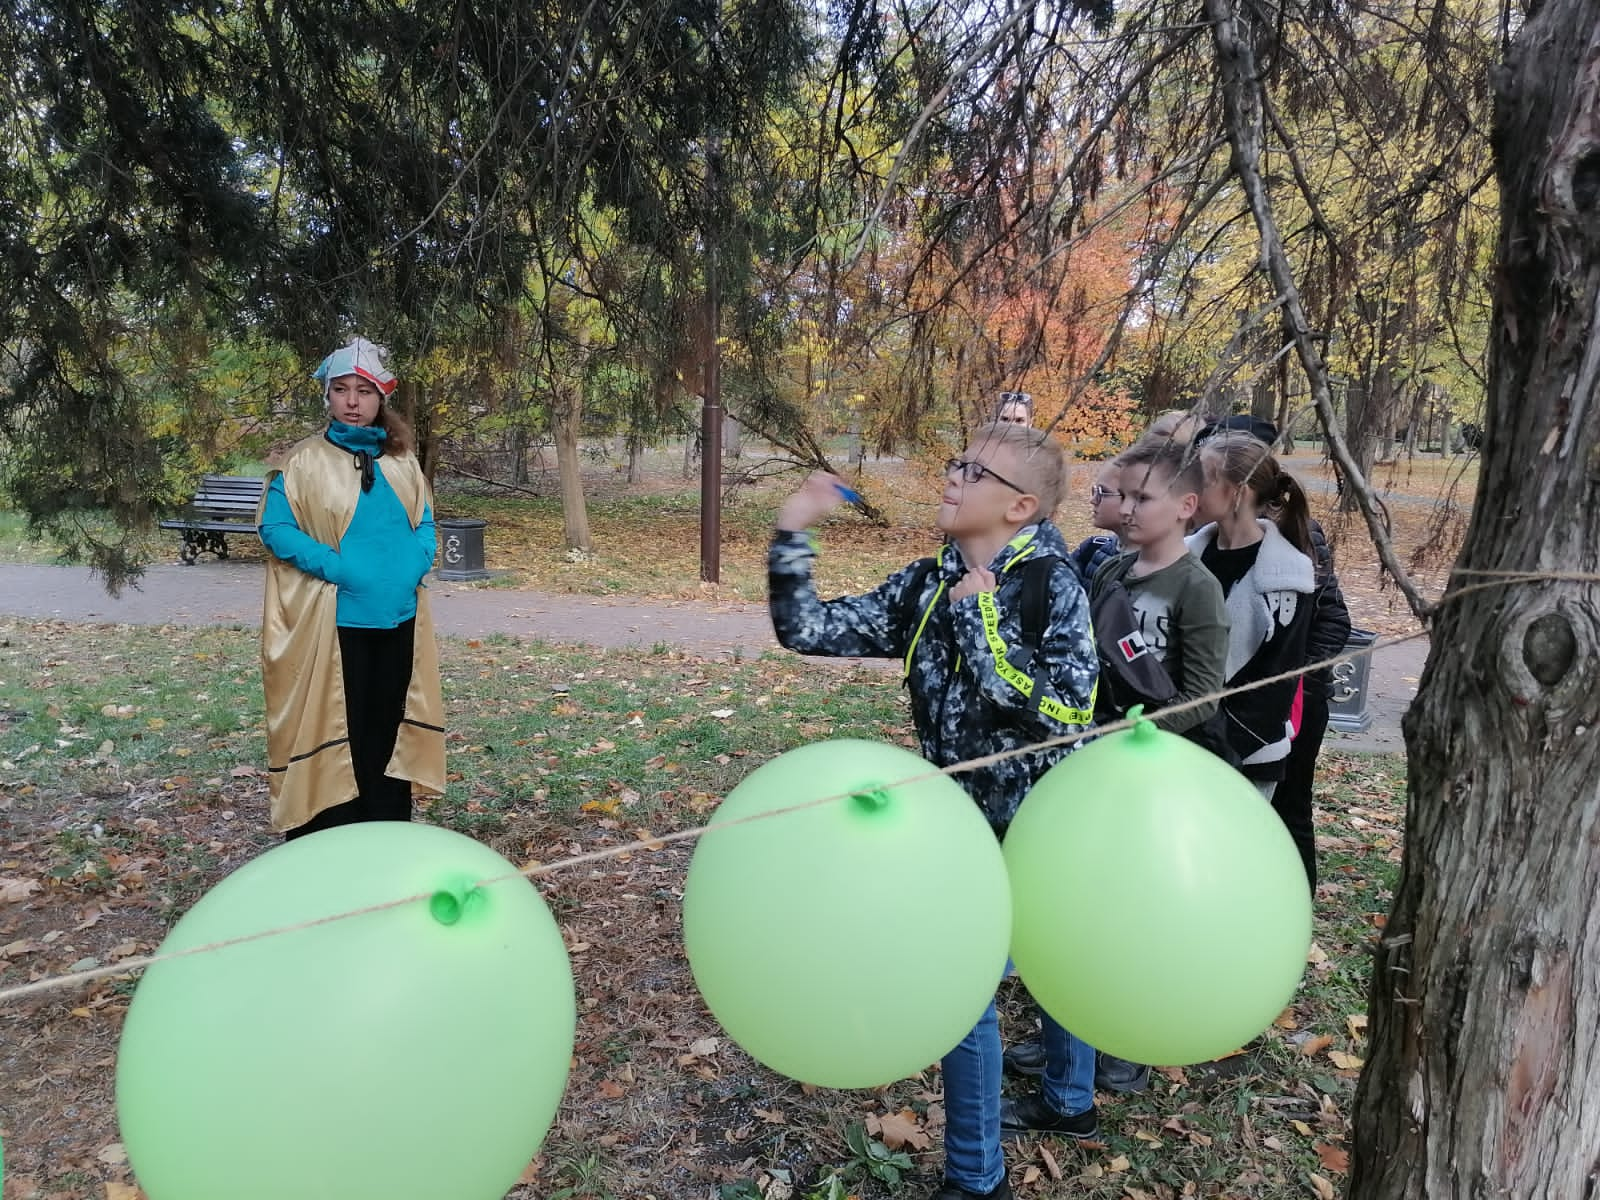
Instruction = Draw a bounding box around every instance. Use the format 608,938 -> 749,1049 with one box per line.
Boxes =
1,611 -> 1407,1200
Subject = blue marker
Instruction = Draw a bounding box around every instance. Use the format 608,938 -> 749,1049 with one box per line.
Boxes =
834,482 -> 863,505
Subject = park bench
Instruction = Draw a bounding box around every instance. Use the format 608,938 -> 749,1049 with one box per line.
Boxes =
159,475 -> 266,565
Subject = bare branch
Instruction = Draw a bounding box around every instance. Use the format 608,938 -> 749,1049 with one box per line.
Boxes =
1204,0 -> 1434,621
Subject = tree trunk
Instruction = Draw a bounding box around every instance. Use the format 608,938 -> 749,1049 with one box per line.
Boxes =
397,379 -> 438,486
510,424 -> 530,485
1341,380 -> 1379,511
551,355 -> 592,554
1350,5 -> 1600,1196
1400,384 -> 1428,458
683,426 -> 700,479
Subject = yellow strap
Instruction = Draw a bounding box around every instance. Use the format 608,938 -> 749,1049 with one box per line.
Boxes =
902,578 -> 949,677
976,589 -> 1095,726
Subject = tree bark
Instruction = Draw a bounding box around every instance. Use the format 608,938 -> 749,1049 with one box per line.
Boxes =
1350,5 -> 1600,1196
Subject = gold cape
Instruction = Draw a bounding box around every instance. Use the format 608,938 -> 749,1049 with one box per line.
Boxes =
259,433 -> 446,831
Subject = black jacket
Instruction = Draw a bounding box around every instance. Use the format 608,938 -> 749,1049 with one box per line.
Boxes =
1303,519 -> 1352,697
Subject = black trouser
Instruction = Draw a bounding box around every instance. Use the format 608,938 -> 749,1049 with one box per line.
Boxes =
286,619 -> 416,841
1273,686 -> 1328,893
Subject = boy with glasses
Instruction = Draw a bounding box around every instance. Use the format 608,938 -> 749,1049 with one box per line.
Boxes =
769,422 -> 1101,1200
1070,456 -> 1128,584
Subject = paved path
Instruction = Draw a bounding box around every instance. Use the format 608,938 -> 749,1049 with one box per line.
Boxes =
0,562 -> 1423,754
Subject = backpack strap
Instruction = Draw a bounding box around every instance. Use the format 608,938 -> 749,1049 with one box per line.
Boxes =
1011,555 -> 1055,711
898,556 -> 941,679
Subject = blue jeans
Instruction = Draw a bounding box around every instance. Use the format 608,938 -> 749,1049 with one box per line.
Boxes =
941,1000 -> 1096,1192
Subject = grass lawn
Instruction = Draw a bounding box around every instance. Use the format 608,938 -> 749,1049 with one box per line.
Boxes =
0,618 -> 1403,1200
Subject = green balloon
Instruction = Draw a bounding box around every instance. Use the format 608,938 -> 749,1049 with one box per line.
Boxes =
683,739 -> 1011,1089
1005,720 -> 1311,1066
116,822 -> 574,1200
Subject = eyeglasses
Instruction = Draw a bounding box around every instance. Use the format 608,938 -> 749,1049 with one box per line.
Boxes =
1091,484 -> 1123,504
945,458 -> 1027,493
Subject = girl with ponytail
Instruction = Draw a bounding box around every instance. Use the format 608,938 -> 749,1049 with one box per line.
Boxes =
1187,431 -> 1317,801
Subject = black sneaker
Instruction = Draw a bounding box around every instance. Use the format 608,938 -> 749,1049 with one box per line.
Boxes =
999,1094 -> 1100,1139
1002,1038 -> 1046,1077
1094,1052 -> 1150,1094
930,1179 -> 1013,1200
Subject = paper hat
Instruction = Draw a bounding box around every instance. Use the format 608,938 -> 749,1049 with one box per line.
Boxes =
313,337 -> 397,397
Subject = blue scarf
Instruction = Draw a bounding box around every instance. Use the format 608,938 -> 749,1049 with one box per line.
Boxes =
325,421 -> 387,492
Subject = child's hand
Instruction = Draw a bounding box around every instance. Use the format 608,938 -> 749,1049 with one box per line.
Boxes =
776,472 -> 848,532
949,567 -> 996,601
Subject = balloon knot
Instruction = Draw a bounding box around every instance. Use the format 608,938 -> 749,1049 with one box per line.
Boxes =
1126,705 -> 1159,743
429,879 -> 485,925
850,787 -> 891,814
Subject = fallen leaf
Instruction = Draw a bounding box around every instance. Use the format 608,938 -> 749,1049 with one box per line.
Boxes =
1107,1154 -> 1130,1173
1308,1173 -> 1337,1199
1306,943 -> 1329,965
1022,1165 -> 1041,1185
595,1080 -> 627,1099
97,1141 -> 129,1165
1292,1120 -> 1315,1137
0,876 -> 39,903
1263,1136 -> 1285,1151
1133,1130 -> 1164,1146
687,1036 -> 720,1057
1299,1034 -> 1335,1058
1329,1050 -> 1365,1070
709,708 -> 735,719
867,1108 -> 930,1151
106,1183 -> 146,1200
1346,1013 -> 1368,1040
1039,1143 -> 1062,1180
1314,1142 -> 1351,1174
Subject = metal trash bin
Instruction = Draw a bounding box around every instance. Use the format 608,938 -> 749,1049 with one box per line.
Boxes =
437,517 -> 490,581
1326,628 -> 1378,733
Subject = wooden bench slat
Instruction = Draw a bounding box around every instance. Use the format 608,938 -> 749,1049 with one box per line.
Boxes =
163,476 -> 268,563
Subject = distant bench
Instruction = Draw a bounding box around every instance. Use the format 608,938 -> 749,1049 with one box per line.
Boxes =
159,475 -> 266,565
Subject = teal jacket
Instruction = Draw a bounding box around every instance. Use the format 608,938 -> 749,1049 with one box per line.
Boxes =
259,422 -> 436,629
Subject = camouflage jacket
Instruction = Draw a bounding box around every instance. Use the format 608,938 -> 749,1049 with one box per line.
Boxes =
768,521 -> 1099,832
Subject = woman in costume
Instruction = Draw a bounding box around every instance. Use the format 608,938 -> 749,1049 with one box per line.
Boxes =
257,337 -> 446,838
